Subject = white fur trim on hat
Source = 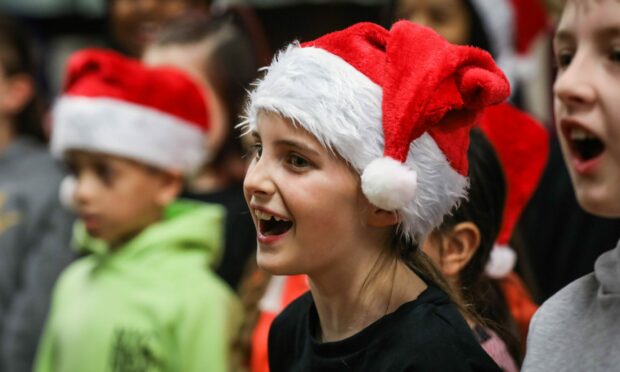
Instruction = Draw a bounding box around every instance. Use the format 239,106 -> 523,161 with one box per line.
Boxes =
52,96 -> 208,175
59,175 -> 77,211
485,244 -> 517,279
240,44 -> 468,242
361,156 -> 417,211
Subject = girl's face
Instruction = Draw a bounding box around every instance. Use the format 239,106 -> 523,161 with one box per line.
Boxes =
395,0 -> 471,45
553,0 -> 620,217
243,112 -> 377,276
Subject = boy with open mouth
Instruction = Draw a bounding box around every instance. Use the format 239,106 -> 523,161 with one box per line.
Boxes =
523,0 -> 620,371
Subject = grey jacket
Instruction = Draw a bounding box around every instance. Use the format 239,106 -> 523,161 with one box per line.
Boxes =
523,238 -> 620,371
0,138 -> 74,372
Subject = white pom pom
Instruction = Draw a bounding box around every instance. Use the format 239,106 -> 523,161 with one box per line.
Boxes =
59,176 -> 77,211
485,244 -> 517,279
361,157 -> 417,210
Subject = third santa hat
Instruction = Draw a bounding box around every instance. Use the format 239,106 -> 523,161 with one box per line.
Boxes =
244,21 -> 510,242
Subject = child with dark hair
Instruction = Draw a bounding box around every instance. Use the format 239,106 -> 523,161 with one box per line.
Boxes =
242,20 -> 510,371
0,15 -> 74,372
423,104 -> 548,370
34,49 -> 242,372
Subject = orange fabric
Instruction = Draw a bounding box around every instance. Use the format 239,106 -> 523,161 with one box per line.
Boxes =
250,275 -> 309,372
500,272 -> 539,344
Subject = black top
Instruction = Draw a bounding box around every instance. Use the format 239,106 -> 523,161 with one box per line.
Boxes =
268,285 -> 501,372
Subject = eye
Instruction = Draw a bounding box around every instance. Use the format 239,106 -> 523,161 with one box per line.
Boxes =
609,47 -> 620,63
247,142 -> 263,160
286,153 -> 311,169
66,162 -> 79,177
94,162 -> 115,186
555,49 -> 574,69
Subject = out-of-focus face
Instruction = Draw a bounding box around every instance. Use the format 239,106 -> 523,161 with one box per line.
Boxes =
243,112 -> 377,276
553,0 -> 620,217
109,0 -> 204,57
395,0 -> 471,45
143,42 -> 227,157
67,151 -> 178,246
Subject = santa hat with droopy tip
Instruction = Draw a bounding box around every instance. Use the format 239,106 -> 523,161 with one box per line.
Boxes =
242,21 -> 510,242
479,103 -> 549,278
51,48 -> 210,175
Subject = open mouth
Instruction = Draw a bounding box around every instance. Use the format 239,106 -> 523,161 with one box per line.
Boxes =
255,210 -> 293,236
567,126 -> 605,162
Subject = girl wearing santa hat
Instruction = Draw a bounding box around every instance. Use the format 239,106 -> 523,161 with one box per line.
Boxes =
242,20 -> 509,370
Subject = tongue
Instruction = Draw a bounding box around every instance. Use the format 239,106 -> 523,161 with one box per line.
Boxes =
574,138 -> 604,161
262,219 -> 293,236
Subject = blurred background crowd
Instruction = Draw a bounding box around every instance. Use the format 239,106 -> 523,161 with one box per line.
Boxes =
1,0 -> 619,371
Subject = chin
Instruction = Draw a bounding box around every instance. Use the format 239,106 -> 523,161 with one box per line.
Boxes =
256,252 -> 303,276
576,189 -> 620,218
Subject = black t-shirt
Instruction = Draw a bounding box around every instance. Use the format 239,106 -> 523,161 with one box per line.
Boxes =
268,285 -> 501,372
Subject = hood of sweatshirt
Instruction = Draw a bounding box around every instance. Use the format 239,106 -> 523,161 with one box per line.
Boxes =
594,238 -> 620,296
73,199 -> 225,267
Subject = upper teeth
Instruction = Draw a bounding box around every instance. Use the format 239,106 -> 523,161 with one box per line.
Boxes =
570,127 -> 596,140
255,209 -> 287,221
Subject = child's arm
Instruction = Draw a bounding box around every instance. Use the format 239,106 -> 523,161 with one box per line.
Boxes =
176,281 -> 244,372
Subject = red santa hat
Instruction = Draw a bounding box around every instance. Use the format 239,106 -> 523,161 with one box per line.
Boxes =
479,103 -> 549,278
243,21 -> 510,242
51,48 -> 210,175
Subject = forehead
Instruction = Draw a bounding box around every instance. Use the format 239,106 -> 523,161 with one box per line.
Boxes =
557,0 -> 620,35
256,111 -> 325,147
67,150 -> 135,167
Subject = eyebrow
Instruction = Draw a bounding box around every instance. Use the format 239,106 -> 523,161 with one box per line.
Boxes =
275,138 -> 321,157
554,26 -> 620,44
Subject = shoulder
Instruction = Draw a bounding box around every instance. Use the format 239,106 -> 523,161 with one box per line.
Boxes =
268,291 -> 312,348
270,290 -> 312,336
51,257 -> 97,298
523,273 -> 599,371
530,272 -> 598,332
379,286 -> 500,370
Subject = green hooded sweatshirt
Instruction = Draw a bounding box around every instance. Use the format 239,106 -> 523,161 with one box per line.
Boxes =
34,200 -> 243,372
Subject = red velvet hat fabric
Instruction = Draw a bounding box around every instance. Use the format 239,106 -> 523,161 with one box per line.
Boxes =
302,21 -> 511,176
64,48 -> 209,132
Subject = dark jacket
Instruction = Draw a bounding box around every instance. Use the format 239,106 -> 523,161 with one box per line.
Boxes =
0,138 -> 75,372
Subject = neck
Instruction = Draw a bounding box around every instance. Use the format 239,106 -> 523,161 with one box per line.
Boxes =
0,119 -> 15,153
309,253 -> 427,342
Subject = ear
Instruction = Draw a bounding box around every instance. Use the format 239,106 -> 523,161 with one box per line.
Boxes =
154,171 -> 183,207
0,74 -> 34,115
438,222 -> 481,278
367,206 -> 399,227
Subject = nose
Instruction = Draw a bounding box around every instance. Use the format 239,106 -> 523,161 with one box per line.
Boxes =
243,157 -> 276,200
73,173 -> 98,208
554,51 -> 597,109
